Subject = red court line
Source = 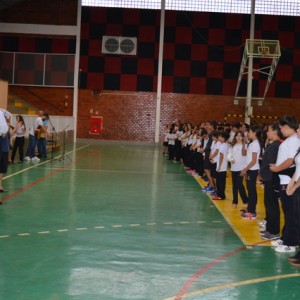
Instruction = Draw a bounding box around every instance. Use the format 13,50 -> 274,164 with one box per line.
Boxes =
174,246 -> 247,300
174,238 -> 271,300
0,150 -> 95,204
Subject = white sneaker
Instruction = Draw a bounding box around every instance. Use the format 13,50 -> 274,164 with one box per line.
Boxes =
31,157 -> 40,162
24,156 -> 31,161
271,239 -> 284,246
275,245 -> 296,253
258,220 -> 267,227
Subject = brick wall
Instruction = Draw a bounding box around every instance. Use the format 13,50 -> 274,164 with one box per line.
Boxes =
78,89 -> 300,141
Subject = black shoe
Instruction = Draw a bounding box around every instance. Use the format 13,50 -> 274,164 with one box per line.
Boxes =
0,189 -> 8,193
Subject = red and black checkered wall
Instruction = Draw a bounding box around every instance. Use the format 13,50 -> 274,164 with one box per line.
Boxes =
80,7 -> 300,98
0,35 -> 76,86
1,7 -> 300,98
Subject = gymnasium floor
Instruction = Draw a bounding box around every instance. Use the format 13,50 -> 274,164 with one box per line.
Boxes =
0,142 -> 300,300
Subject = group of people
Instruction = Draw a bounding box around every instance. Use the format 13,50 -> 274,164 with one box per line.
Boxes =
0,109 -> 50,193
164,116 -> 300,267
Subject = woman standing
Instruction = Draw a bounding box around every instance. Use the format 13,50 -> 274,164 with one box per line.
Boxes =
240,125 -> 262,219
228,130 -> 248,208
11,115 -> 26,163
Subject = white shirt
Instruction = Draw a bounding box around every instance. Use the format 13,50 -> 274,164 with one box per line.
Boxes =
295,152 -> 300,182
29,117 -> 44,136
0,110 -> 8,134
167,133 -> 176,145
229,143 -> 247,171
217,142 -> 229,172
276,133 -> 300,184
16,125 -> 25,137
211,140 -> 221,164
246,140 -> 260,170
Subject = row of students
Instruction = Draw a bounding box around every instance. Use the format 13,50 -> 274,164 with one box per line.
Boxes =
165,117 -> 300,262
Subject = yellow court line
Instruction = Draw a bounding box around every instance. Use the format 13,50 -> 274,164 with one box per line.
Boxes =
164,273 -> 300,300
195,174 -> 283,246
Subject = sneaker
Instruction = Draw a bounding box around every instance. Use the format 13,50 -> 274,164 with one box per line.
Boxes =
241,212 -> 257,220
258,220 -> 267,227
31,157 -> 40,162
271,239 -> 284,247
259,226 -> 266,233
24,156 -> 31,161
202,187 -> 214,193
275,245 -> 296,253
212,196 -> 225,200
210,192 -> 218,196
261,232 -> 280,240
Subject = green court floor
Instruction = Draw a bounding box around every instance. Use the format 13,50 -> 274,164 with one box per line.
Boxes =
0,142 -> 300,300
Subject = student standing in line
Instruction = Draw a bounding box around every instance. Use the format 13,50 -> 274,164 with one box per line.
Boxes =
270,115 -> 300,253
240,125 -> 262,219
227,130 -> 248,208
166,123 -> 177,161
11,115 -> 26,164
212,131 -> 230,200
202,121 -> 217,193
208,131 -> 220,195
259,122 -> 283,240
286,124 -> 300,266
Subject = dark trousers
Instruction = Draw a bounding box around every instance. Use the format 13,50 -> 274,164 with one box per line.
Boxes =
246,170 -> 258,214
264,180 -> 280,235
174,140 -> 182,161
231,171 -> 248,205
11,136 -> 25,162
168,144 -> 175,160
280,185 -> 298,246
216,171 -> 227,199
294,187 -> 300,247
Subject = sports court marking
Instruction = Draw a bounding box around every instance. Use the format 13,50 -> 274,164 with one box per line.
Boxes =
164,273 -> 300,300
0,145 -> 91,204
120,145 -> 156,152
0,220 -> 223,239
3,144 -> 90,180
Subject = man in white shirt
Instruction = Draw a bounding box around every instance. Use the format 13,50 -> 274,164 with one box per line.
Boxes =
24,112 -> 49,162
270,115 -> 300,253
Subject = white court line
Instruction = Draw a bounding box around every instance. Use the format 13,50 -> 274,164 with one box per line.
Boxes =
3,144 -> 90,180
0,220 -> 214,240
120,146 -> 156,152
0,235 -> 10,238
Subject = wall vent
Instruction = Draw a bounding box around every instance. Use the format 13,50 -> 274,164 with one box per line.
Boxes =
102,36 -> 137,55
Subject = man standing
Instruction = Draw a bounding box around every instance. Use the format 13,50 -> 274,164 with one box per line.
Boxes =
0,109 -> 10,192
24,112 -> 49,162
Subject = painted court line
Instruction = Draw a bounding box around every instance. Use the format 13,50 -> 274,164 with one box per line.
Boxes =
0,147 -> 94,204
3,144 -> 90,180
172,246 -> 247,300
165,273 -> 300,300
0,220 -> 220,240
